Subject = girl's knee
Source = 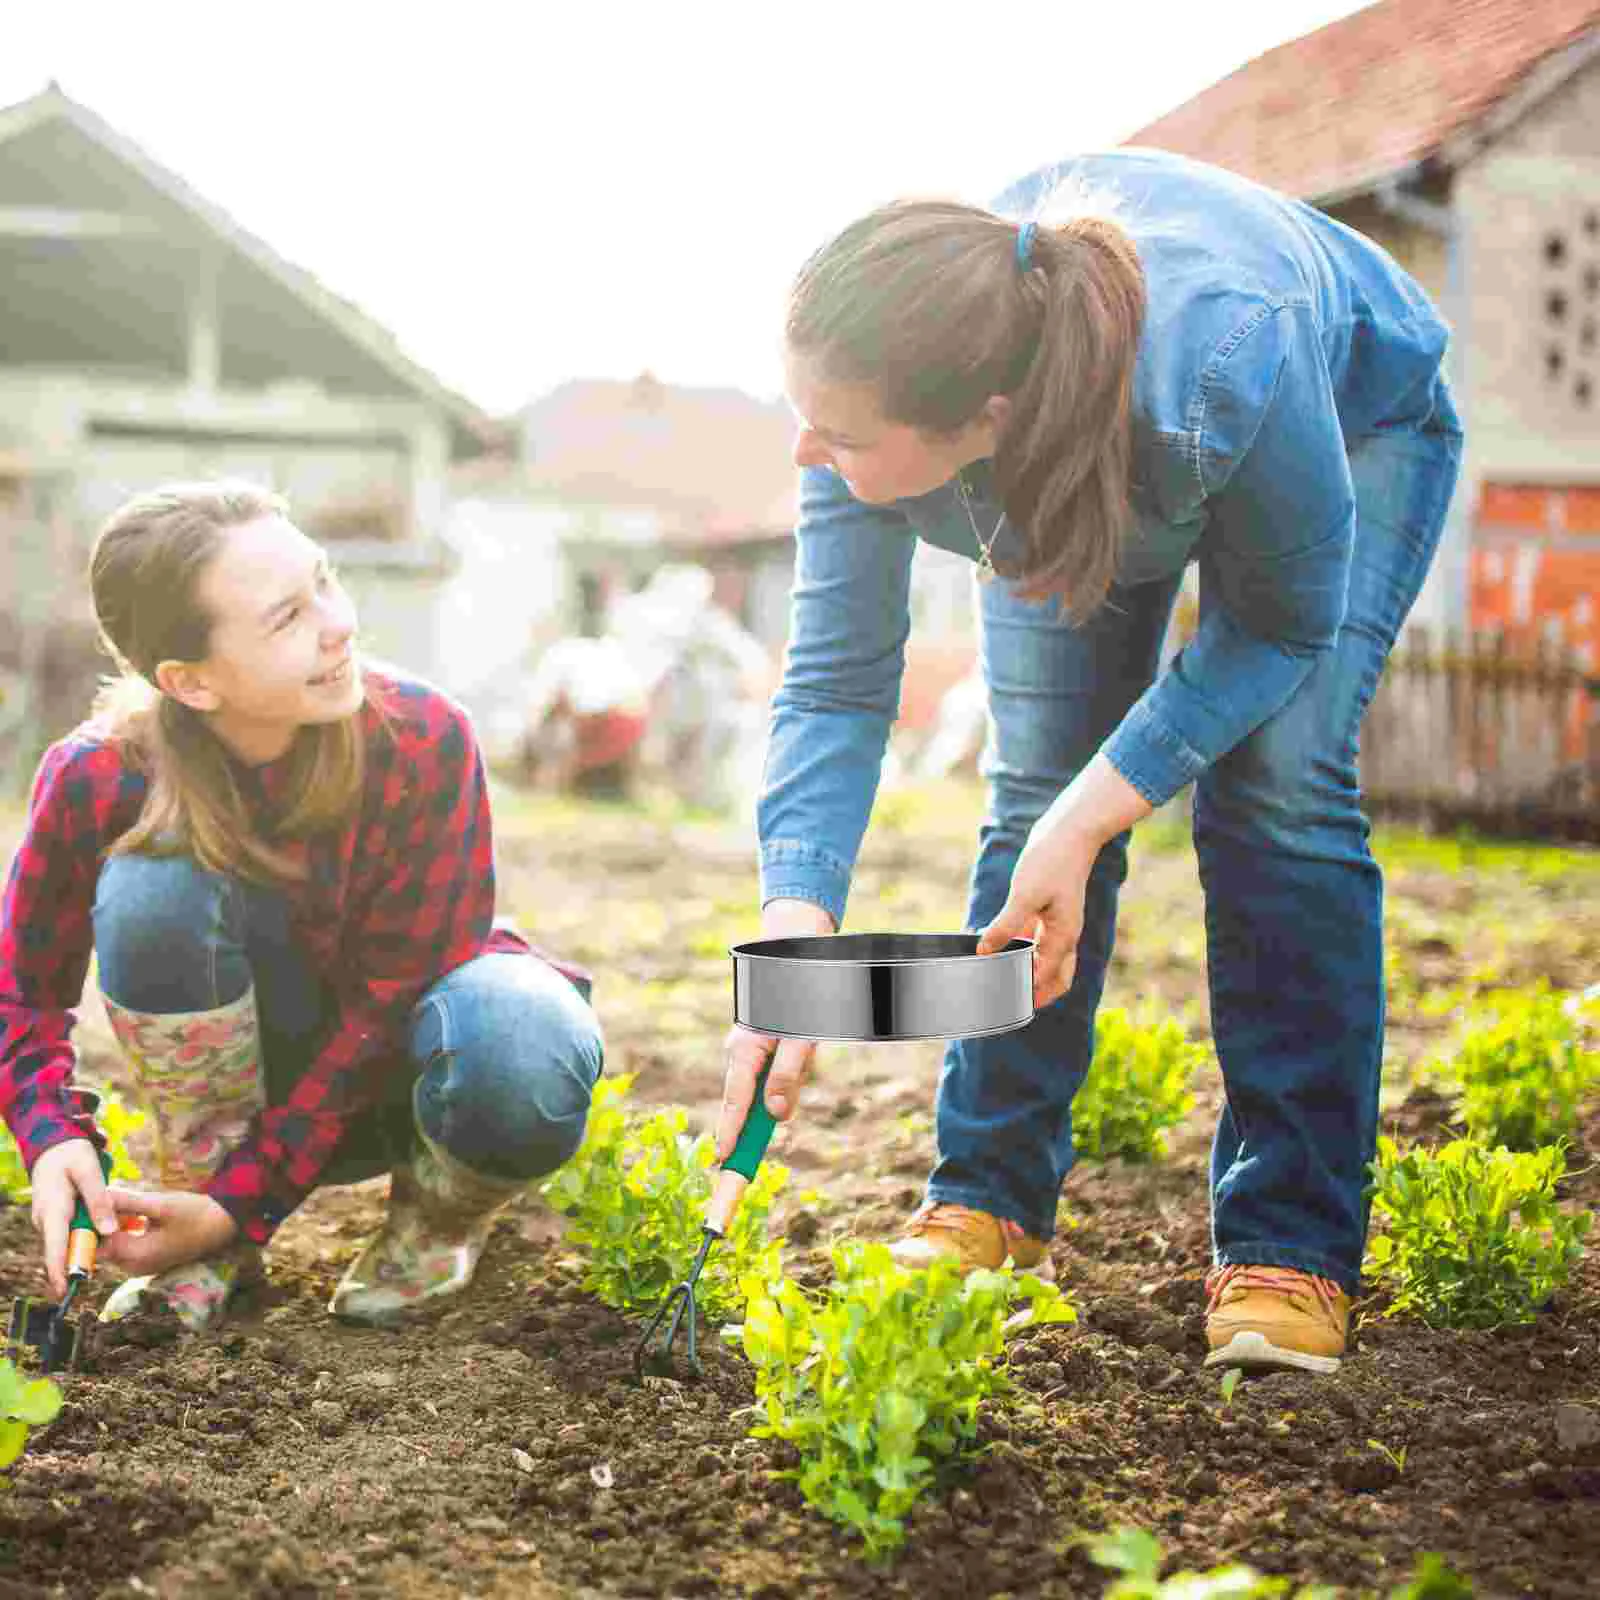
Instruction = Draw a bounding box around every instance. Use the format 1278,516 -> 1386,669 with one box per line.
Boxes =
416,957 -> 603,1180
93,854 -> 247,1010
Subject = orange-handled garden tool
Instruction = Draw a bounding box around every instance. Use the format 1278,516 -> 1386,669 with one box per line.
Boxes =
6,1149 -> 139,1373
632,1062 -> 778,1380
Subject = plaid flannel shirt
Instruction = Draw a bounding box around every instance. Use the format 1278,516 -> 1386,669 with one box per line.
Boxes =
0,668 -> 588,1245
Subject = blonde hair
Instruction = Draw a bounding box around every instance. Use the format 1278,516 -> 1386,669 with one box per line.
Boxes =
787,193 -> 1146,621
89,480 -> 375,885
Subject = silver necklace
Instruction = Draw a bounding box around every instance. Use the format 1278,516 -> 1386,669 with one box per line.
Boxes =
955,469 -> 1004,585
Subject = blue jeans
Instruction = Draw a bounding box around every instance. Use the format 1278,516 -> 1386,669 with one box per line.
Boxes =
92,855 -> 604,1188
929,406 -> 1463,1292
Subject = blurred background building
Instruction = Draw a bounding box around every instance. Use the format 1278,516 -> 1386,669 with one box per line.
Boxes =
1128,0 -> 1600,670
2,0 -> 1597,824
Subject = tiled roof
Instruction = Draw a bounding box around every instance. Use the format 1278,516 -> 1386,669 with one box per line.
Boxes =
1124,0 -> 1600,201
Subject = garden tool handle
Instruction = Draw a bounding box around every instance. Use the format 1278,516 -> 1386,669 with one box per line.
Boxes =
724,1062 -> 778,1182
706,1062 -> 779,1235
64,1149 -> 115,1280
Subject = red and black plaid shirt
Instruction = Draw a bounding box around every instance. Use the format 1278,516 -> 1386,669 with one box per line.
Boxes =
0,667 -> 588,1245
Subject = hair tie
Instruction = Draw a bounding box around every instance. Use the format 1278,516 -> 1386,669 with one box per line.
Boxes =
1015,221 -> 1039,273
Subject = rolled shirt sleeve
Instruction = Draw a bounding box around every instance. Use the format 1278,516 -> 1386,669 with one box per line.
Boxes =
1103,303 -> 1356,805
757,466 -> 917,929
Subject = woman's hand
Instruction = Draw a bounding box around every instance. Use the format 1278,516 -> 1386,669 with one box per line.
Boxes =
976,754 -> 1154,1010
715,897 -> 836,1160
98,1187 -> 239,1276
29,1138 -> 119,1298
976,827 -> 1099,1009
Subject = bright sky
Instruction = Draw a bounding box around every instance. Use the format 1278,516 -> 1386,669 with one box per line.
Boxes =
5,0 -> 1371,416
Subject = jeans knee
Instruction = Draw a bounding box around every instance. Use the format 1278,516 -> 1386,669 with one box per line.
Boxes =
93,854 -> 249,1011
415,958 -> 604,1182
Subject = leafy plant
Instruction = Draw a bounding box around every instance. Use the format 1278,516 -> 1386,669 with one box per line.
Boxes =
540,1074 -> 787,1323
0,1128 -> 24,1204
0,1357 -> 63,1472
1391,1554 -> 1476,1598
1,1089 -> 146,1205
1072,1007 -> 1205,1163
1084,1527 -> 1471,1598
1366,1137 -> 1589,1329
1433,984 -> 1599,1150
737,1240 -> 1073,1560
1085,1524 -> 1335,1597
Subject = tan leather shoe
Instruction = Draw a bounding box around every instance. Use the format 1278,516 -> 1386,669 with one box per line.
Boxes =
1204,1264 -> 1350,1374
889,1202 -> 1055,1281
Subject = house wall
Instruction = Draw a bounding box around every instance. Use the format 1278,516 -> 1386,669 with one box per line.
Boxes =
1454,53 -> 1600,481
1321,55 -> 1600,643
0,368 -> 469,734
1453,51 -> 1600,668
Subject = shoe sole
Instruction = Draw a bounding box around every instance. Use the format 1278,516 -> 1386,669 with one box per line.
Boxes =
1203,1329 -> 1341,1375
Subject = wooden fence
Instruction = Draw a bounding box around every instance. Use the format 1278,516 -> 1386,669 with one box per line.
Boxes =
1362,630 -> 1599,840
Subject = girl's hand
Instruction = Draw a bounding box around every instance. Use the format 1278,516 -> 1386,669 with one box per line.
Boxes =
975,754 -> 1154,1010
98,1187 -> 239,1275
29,1138 -> 119,1298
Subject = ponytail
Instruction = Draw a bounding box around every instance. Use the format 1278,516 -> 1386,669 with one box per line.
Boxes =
998,216 -> 1145,618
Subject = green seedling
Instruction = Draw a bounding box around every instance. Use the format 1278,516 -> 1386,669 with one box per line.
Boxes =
1366,1137 -> 1589,1329
1433,984 -> 1599,1151
1083,1525 -> 1471,1597
0,1132 -> 23,1205
737,1240 -> 1072,1560
1368,1437 -> 1408,1474
540,1075 -> 787,1325
1083,1523 -> 1335,1597
1218,1366 -> 1242,1408
1390,1554 -> 1476,1598
0,1357 -> 63,1472
1072,1007 -> 1205,1163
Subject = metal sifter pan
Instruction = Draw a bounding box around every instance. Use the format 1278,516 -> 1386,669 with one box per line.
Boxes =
731,932 -> 1035,1042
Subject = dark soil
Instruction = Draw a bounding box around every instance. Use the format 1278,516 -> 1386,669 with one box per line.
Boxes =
2,787 -> 1597,1598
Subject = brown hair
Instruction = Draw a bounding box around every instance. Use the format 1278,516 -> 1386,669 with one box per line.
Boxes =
786,196 -> 1146,620
89,480 -> 373,884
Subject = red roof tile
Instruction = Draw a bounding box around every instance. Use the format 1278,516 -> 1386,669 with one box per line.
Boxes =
1124,0 -> 1600,201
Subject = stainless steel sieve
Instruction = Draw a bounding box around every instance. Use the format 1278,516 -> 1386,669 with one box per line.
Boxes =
730,932 -> 1035,1042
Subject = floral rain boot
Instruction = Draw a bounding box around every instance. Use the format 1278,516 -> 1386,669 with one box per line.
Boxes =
98,986 -> 265,1332
327,1126 -> 525,1326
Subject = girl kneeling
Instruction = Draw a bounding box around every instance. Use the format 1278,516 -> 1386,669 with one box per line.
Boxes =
0,481 -> 602,1330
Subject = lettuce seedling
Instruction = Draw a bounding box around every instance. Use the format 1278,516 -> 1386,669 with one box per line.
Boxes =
1434,984 -> 1598,1151
1072,1007 -> 1205,1163
1366,1137 -> 1589,1329
540,1075 -> 787,1323
0,1357 -> 63,1473
738,1240 -> 1073,1559
1084,1525 -> 1469,1597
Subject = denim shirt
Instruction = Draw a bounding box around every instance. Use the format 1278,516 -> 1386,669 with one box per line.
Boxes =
759,149 -> 1453,926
